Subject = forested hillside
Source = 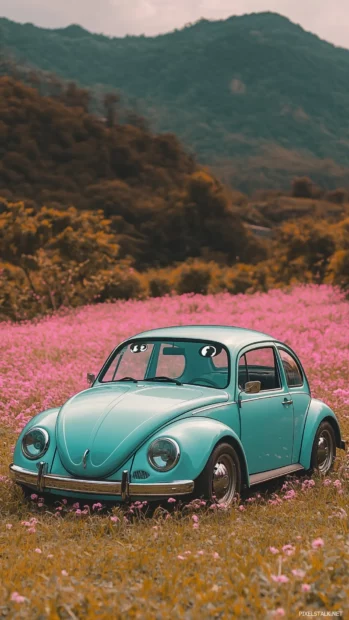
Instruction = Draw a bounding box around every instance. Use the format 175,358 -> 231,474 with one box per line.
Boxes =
1,13 -> 349,190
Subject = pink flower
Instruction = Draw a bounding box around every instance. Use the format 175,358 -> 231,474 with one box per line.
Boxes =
27,528 -> 36,533
212,552 -> 220,560
197,550 -> 204,556
62,499 -> 68,505
177,555 -> 186,560
72,502 -> 80,509
271,575 -> 289,584
269,547 -> 279,555
323,479 -> 332,487
38,503 -> 44,508
34,548 -> 42,554
273,609 -> 285,617
92,502 -> 103,511
167,498 -> 176,504
238,505 -> 245,511
282,544 -> 295,556
192,514 -> 199,523
10,592 -> 26,603
333,479 -> 342,488
75,509 -> 82,516
193,522 -> 199,529
292,569 -> 306,578
30,494 -> 38,501
284,489 -> 297,500
61,570 -> 68,576
312,537 -> 324,549
302,584 -> 311,592
110,516 -> 119,523
6,523 -> 12,530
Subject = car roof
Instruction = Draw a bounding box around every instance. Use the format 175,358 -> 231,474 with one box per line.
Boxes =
132,325 -> 277,351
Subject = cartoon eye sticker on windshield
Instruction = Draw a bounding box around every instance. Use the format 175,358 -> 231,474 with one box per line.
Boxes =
200,345 -> 218,358
130,343 -> 148,353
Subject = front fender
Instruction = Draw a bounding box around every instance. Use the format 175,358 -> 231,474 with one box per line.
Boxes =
131,417 -> 249,485
13,408 -> 60,472
299,399 -> 342,469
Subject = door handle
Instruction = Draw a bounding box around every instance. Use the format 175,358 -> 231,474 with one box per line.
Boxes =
282,399 -> 293,406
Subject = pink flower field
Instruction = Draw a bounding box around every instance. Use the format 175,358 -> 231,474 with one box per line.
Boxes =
1,284 -> 349,618
1,284 -> 349,434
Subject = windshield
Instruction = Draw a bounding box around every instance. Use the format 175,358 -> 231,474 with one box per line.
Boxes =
99,339 -> 230,389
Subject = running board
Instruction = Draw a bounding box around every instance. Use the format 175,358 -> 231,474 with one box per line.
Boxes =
249,464 -> 305,486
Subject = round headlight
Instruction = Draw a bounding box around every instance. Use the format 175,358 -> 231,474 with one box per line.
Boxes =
22,427 -> 49,460
148,438 -> 180,472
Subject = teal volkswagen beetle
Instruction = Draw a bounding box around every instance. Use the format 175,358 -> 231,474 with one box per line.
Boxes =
10,326 -> 346,506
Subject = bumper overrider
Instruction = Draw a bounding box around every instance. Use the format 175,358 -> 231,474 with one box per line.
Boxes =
9,464 -> 194,500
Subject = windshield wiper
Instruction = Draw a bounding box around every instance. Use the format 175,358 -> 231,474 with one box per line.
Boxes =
144,376 -> 182,386
115,377 -> 138,383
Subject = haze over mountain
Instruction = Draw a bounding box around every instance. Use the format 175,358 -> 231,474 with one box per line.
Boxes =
1,12 -> 349,190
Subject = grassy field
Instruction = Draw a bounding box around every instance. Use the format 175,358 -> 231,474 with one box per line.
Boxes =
1,285 -> 348,618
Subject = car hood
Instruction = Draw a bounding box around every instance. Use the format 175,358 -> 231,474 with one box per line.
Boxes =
56,383 -> 228,478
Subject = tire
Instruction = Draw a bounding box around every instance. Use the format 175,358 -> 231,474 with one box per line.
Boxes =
310,421 -> 336,475
194,442 -> 241,506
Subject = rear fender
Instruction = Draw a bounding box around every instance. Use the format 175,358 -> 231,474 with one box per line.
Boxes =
299,399 -> 342,469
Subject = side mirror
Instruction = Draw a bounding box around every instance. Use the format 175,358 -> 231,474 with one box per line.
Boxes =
87,372 -> 96,386
244,380 -> 261,394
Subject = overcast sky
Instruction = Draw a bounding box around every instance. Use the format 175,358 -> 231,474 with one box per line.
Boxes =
1,0 -> 348,49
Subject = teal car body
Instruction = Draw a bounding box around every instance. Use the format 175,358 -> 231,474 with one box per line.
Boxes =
10,326 -> 346,503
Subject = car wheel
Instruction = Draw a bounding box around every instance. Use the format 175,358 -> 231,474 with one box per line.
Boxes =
194,442 -> 241,506
310,421 -> 336,475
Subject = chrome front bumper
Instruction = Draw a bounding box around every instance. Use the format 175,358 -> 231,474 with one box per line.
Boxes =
9,464 -> 194,499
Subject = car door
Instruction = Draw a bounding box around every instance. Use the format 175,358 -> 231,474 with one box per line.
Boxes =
277,346 -> 311,464
238,345 -> 294,474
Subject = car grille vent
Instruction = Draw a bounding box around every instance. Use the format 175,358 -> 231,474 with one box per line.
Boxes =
132,470 -> 150,480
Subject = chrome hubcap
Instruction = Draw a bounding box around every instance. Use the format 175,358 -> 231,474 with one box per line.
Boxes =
212,454 -> 237,505
317,430 -> 334,473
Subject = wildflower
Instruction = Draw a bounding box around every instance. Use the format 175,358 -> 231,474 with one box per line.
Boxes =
272,609 -> 285,617
61,570 -> 68,576
282,544 -> 295,556
292,569 -> 306,578
312,537 -> 324,549
34,548 -> 42,554
212,552 -> 220,559
271,575 -> 289,584
75,509 -> 82,516
177,555 -> 186,560
38,503 -> 44,508
238,505 -> 245,511
92,502 -> 103,511
6,523 -> 12,529
302,584 -> 311,592
333,479 -> 342,488
72,502 -> 80,509
192,514 -> 199,523
193,522 -> 199,529
167,498 -> 176,504
269,547 -> 279,554
211,584 -> 220,592
323,479 -> 332,487
284,489 -> 297,500
197,550 -> 204,555
110,516 -> 119,523
62,499 -> 68,505
30,494 -> 38,501
10,592 -> 26,603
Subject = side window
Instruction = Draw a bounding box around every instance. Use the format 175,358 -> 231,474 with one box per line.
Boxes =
278,349 -> 303,387
244,347 -> 280,391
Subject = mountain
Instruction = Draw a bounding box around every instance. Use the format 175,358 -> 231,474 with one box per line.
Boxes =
1,13 -> 349,191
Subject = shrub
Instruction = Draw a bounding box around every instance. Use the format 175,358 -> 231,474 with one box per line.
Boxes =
176,262 -> 212,295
